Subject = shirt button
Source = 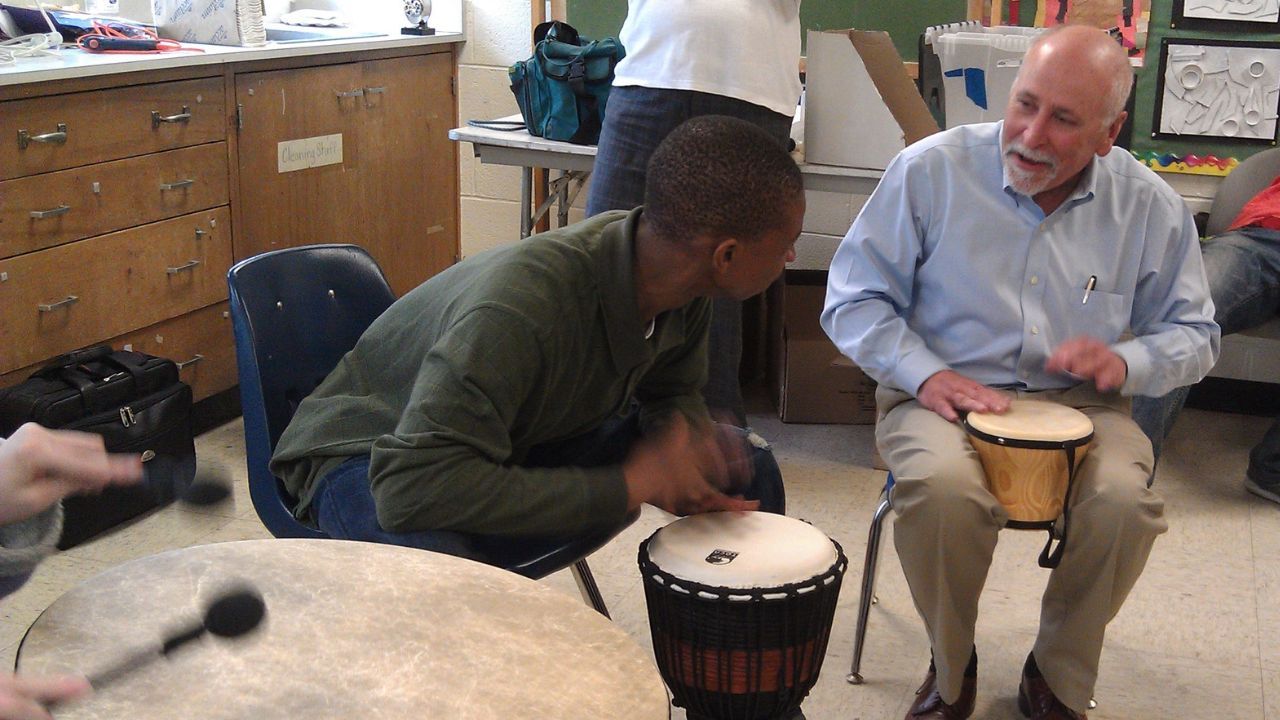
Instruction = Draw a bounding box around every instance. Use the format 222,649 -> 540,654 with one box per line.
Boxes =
1031,326 -> 1040,335
1030,276 -> 1039,285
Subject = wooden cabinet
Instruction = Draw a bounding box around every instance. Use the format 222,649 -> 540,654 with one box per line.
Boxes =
234,51 -> 458,296
0,43 -> 460,405
0,76 -> 234,401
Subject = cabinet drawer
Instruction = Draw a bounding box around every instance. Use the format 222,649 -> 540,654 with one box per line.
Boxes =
0,143 -> 230,258
114,302 -> 237,402
0,302 -> 236,403
0,207 -> 232,374
0,77 -> 226,180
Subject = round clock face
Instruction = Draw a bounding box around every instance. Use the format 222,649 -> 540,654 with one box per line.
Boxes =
404,0 -> 424,24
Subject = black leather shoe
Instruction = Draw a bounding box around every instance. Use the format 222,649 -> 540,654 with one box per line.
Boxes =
905,667 -> 976,719
1018,663 -> 1086,719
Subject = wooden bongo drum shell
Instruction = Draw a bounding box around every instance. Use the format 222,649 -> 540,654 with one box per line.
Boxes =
963,401 -> 1094,525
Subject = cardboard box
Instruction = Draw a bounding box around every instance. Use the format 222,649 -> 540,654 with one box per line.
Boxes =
804,29 -> 939,170
770,273 -> 878,424
117,0 -> 265,45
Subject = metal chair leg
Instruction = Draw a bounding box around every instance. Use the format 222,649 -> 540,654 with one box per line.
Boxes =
571,559 -> 610,619
847,491 -> 892,684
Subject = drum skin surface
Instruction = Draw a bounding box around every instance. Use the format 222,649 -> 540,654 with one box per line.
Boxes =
964,401 -> 1094,524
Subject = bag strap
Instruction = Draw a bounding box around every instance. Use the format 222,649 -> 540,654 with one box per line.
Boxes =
466,119 -> 527,132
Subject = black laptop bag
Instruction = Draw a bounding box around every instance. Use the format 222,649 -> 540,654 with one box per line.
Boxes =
0,345 -> 196,548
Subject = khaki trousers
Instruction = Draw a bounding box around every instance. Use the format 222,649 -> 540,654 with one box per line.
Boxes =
876,384 -> 1166,713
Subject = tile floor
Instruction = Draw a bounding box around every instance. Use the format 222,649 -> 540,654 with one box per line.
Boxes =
1,402 -> 1275,719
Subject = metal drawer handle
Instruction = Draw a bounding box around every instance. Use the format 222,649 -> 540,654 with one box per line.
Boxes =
29,204 -> 71,219
194,228 -> 209,239
152,106 -> 192,128
363,86 -> 386,95
176,354 -> 205,370
165,259 -> 202,275
38,295 -> 79,312
18,124 -> 68,149
160,178 -> 195,191
335,89 -> 365,99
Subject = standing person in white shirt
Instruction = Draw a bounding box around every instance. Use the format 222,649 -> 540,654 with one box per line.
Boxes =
822,26 -> 1217,720
586,0 -> 803,429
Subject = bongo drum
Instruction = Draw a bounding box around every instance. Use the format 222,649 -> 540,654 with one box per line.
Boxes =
963,400 -> 1094,568
638,512 -> 847,720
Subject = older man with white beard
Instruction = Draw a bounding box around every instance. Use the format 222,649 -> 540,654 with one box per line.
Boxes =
821,26 -> 1218,720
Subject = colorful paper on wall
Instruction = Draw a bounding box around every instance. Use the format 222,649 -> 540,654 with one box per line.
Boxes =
1036,0 -> 1148,58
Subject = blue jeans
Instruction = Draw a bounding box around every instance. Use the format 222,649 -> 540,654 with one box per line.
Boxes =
587,85 -> 793,425
309,412 -> 787,557
1132,226 -> 1280,480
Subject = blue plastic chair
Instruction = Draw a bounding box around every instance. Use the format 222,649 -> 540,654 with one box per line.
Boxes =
228,244 -> 632,616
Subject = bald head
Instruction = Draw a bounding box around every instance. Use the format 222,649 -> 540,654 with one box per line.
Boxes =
1001,25 -> 1132,212
1024,25 -> 1133,127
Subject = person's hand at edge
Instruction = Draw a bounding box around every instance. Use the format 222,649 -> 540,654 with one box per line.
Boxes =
0,672 -> 90,720
0,424 -> 144,526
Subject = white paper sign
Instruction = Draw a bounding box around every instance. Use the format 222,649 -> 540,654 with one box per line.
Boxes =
277,134 -> 344,174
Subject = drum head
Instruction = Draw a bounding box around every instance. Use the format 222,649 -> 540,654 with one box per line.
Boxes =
965,400 -> 1093,445
646,512 -> 836,589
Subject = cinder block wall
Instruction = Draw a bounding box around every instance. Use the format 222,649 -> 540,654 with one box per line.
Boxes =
456,1 -> 532,257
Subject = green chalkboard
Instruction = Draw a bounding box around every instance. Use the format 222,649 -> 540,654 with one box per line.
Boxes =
565,0 -> 971,59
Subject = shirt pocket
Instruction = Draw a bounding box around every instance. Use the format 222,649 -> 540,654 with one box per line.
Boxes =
1065,286 -> 1129,342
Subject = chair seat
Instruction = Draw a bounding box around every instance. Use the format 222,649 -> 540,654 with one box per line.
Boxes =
477,509 -> 641,579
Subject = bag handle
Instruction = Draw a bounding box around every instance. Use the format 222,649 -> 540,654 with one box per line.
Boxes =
35,344 -> 112,378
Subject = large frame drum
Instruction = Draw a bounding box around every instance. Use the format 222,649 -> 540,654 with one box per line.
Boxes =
638,512 -> 847,720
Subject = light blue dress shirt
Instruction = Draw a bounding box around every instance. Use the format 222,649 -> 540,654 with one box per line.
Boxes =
822,121 -> 1219,399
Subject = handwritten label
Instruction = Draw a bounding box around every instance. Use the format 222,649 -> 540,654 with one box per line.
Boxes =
278,134 -> 344,173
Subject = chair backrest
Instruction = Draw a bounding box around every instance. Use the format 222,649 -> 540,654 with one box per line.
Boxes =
1205,147 -> 1280,236
227,244 -> 398,539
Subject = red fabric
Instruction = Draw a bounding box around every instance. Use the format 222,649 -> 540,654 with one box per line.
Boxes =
1230,175 -> 1280,232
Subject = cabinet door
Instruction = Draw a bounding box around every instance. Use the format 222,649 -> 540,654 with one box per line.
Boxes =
234,62 -> 366,260
356,52 -> 459,296
234,51 -> 458,296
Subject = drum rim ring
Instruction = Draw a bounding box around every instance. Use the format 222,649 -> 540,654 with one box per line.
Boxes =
962,420 -> 1094,452
637,536 -> 848,603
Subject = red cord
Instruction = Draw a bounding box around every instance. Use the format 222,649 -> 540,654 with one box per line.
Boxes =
76,20 -> 203,53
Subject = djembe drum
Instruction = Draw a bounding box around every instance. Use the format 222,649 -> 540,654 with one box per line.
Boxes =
637,512 -> 847,720
963,399 -> 1094,568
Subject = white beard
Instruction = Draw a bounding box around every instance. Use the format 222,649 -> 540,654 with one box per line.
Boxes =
1003,141 -> 1058,197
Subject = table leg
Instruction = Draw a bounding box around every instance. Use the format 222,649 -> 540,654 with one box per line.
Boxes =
520,166 -> 533,239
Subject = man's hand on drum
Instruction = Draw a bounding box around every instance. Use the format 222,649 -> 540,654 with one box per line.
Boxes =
623,414 -> 760,516
0,672 -> 90,720
917,370 -> 1011,423
1045,336 -> 1128,392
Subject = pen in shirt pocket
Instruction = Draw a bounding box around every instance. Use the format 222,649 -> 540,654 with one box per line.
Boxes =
1082,275 -> 1097,304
